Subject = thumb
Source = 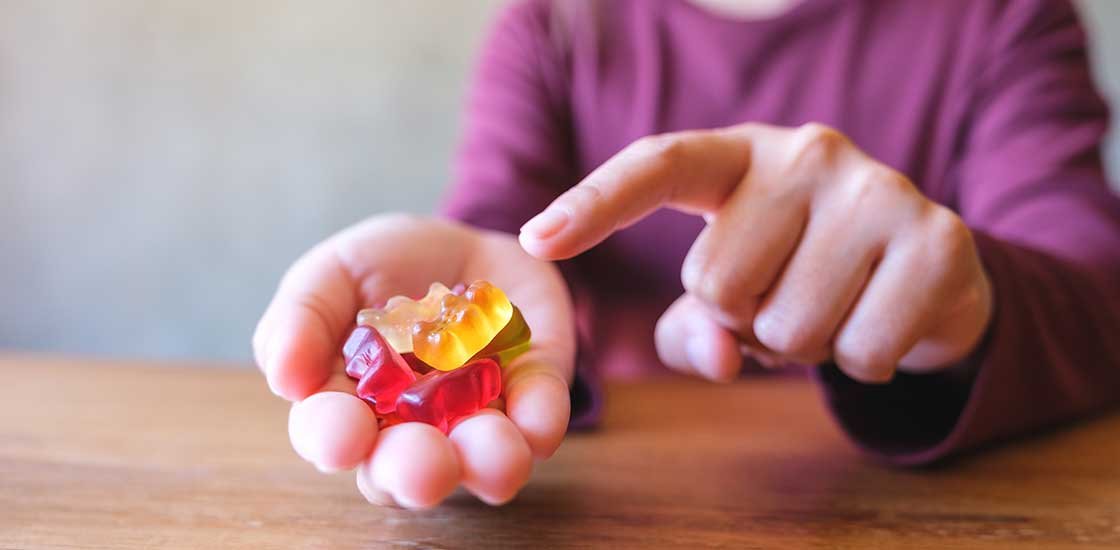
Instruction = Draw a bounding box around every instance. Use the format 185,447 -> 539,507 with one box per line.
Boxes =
654,294 -> 743,382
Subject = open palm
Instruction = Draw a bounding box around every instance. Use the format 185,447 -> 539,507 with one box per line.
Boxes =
252,214 -> 575,507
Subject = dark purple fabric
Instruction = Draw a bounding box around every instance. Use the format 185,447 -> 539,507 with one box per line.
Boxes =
442,0 -> 1120,460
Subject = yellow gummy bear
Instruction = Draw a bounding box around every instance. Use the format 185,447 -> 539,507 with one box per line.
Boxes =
356,282 -> 452,353
412,281 -> 514,371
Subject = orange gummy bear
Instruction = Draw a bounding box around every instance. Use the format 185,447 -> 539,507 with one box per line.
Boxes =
412,281 -> 513,371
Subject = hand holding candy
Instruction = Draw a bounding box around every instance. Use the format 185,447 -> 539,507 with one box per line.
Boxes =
253,215 -> 574,508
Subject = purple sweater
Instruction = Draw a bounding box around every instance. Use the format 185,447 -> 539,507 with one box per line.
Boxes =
442,0 -> 1120,463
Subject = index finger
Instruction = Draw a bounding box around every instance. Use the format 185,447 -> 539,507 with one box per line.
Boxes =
517,128 -> 753,260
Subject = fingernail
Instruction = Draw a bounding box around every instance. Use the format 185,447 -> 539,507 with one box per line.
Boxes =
520,209 -> 569,240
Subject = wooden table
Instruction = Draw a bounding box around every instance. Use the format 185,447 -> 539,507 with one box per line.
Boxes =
1,356 -> 1119,549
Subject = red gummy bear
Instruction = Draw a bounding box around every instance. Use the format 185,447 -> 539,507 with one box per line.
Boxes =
343,326 -> 417,415
395,358 -> 501,434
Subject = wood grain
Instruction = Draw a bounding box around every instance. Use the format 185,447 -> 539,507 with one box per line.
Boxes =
1,355 -> 1118,549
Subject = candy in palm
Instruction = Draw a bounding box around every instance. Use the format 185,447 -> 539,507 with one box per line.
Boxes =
342,280 -> 530,433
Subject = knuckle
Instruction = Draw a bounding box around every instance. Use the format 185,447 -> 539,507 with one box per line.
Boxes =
838,168 -> 880,206
787,122 -> 846,173
753,308 -> 821,357
834,334 -> 896,381
629,132 -> 689,167
871,166 -> 910,195
921,206 -> 971,262
690,261 -> 750,315
798,122 -> 843,141
838,165 -> 912,207
954,276 -> 990,318
876,167 -> 913,195
559,182 -> 604,210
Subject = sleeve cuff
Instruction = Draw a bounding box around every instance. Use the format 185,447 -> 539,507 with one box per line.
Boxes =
813,353 -> 984,465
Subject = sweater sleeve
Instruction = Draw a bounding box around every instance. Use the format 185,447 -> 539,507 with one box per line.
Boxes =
441,0 -> 573,229
817,0 -> 1120,464
439,0 -> 603,428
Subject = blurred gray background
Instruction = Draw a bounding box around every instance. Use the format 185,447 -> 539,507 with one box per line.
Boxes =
2,0 -> 1119,362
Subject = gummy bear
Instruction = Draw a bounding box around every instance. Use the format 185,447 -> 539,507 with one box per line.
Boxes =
395,358 -> 502,434
342,326 -> 417,415
472,305 -> 531,366
356,282 -> 452,353
412,281 -> 513,371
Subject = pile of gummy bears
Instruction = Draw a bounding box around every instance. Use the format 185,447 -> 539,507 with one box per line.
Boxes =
341,280 -> 531,434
